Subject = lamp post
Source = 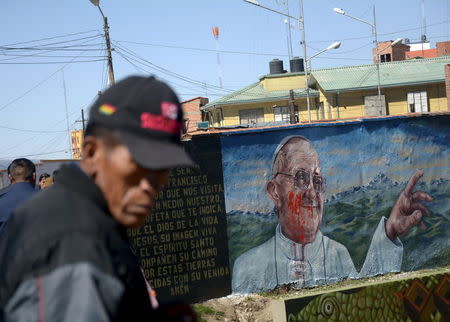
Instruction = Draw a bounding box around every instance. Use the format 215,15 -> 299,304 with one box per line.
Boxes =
307,41 -> 341,69
89,0 -> 115,86
334,6 -> 382,105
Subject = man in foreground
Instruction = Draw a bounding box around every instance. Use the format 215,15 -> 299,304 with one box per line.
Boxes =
0,76 -> 195,321
0,158 -> 36,232
232,136 -> 432,293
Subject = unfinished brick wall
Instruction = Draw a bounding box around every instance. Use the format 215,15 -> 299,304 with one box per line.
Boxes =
181,97 -> 209,133
437,41 -> 450,57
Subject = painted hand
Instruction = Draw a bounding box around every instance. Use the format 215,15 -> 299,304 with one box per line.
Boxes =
385,169 -> 432,241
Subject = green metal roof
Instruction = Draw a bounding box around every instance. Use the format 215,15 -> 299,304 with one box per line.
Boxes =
311,55 -> 450,92
202,82 -> 319,110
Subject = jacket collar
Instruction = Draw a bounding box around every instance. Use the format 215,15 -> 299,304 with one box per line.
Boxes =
57,163 -> 109,214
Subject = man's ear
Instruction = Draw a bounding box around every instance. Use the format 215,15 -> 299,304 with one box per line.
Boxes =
7,174 -> 14,184
266,180 -> 281,208
80,136 -> 101,177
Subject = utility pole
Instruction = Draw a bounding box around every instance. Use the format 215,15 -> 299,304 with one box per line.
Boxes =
299,0 -> 311,123
61,70 -> 73,159
289,90 -> 297,124
89,0 -> 115,86
81,109 -> 86,134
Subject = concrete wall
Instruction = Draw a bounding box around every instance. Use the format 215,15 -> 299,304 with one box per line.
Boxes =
316,82 -> 447,119
261,74 -> 306,91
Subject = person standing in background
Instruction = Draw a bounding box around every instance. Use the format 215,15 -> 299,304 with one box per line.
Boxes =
0,158 -> 36,232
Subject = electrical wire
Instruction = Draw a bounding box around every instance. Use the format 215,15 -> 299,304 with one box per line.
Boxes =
309,19 -> 450,43
0,36 -> 104,62
0,39 -> 104,113
0,125 -> 66,133
114,50 -> 225,96
5,149 -> 69,159
0,30 -> 99,47
0,35 -> 102,52
115,40 -> 291,57
0,59 -> 107,65
113,42 -> 236,94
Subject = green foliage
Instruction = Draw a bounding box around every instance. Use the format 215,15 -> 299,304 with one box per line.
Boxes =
193,304 -> 225,322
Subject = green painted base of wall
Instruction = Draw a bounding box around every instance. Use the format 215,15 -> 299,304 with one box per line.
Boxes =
272,267 -> 450,322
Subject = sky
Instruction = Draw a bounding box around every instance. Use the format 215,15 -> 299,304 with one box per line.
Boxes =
221,116 -> 450,213
0,0 -> 449,161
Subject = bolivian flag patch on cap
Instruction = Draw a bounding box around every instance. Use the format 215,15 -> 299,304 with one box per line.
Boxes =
99,104 -> 116,115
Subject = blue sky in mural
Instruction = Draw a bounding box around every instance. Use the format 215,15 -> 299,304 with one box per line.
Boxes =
221,116 -> 450,213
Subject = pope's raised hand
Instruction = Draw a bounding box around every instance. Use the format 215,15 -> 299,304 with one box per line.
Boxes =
385,169 -> 432,241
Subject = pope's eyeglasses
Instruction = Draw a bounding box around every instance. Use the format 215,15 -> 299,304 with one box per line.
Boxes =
274,169 -> 325,192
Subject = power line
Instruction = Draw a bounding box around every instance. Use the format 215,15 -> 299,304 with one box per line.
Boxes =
4,149 -> 69,159
309,19 -> 450,43
114,50 -> 219,96
0,40 -> 104,113
0,59 -> 107,65
0,30 -> 99,47
0,35 -> 102,51
0,36 -> 104,62
0,125 -> 66,133
113,42 -> 235,94
0,44 -> 106,52
115,40 -> 291,57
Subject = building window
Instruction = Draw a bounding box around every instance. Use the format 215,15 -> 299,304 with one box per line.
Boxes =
381,53 -> 391,62
407,91 -> 428,113
273,106 -> 290,122
239,108 -> 264,125
274,106 -> 299,122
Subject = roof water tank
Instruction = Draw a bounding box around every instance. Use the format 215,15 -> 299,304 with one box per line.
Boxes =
269,59 -> 284,74
290,57 -> 304,73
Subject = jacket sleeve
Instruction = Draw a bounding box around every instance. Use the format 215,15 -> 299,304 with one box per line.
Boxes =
4,262 -> 124,322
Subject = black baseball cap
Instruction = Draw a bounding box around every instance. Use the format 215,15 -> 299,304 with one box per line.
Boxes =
87,75 -> 194,169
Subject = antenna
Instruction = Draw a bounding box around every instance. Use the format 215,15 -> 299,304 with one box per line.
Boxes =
284,0 -> 293,60
212,26 -> 223,88
421,0 -> 427,41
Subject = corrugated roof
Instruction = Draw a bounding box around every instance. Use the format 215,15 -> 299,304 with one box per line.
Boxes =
202,82 -> 318,110
312,55 -> 450,92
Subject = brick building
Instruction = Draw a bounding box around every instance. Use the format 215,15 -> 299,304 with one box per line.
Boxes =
181,97 -> 209,133
373,40 -> 450,62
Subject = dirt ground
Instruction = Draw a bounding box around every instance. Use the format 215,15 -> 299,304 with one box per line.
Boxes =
193,267 -> 449,322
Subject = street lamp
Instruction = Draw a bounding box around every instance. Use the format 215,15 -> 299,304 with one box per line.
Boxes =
308,41 -> 341,67
89,0 -> 115,86
378,38 -> 403,62
334,6 -> 382,105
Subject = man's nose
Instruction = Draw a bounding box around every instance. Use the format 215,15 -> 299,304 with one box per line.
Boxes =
139,177 -> 154,194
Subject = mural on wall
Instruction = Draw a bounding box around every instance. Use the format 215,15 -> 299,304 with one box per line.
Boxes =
223,115 -> 450,294
284,273 -> 449,321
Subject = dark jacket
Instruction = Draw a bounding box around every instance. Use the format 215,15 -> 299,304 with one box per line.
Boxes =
0,182 -> 36,232
0,164 -> 157,321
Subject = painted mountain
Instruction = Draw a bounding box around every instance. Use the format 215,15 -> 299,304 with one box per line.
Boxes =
227,173 -> 450,272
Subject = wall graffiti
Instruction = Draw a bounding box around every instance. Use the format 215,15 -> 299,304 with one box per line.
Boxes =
283,273 -> 449,321
223,115 -> 450,294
